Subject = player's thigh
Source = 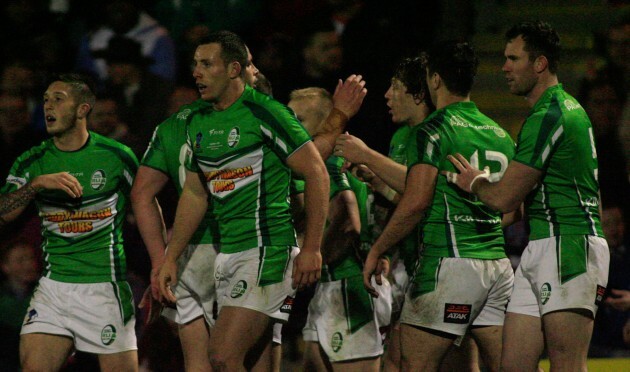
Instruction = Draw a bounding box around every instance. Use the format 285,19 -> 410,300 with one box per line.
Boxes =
98,350 -> 138,372
400,323 -> 453,371
470,326 -> 501,372
178,316 -> 211,372
209,306 -> 272,360
20,333 -> 74,372
332,357 -> 381,372
383,321 -> 402,372
542,309 -> 593,359
303,341 -> 331,372
440,335 -> 480,372
500,312 -> 544,372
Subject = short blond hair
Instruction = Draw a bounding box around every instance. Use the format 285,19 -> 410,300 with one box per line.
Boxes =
289,87 -> 333,135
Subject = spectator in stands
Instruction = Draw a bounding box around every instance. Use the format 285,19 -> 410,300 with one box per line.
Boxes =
590,205 -> 630,356
0,240 -> 39,372
0,93 -> 44,180
75,0 -> 176,83
93,35 -> 173,157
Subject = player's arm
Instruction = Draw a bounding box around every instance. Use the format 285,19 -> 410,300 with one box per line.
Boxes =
336,134 -> 407,194
287,141 -> 329,288
158,170 -> 208,302
501,204 -> 524,228
0,172 -> 83,226
313,74 -> 367,159
290,192 -> 306,236
446,155 -> 541,213
130,166 -> 169,301
363,164 -> 436,297
321,190 -> 361,265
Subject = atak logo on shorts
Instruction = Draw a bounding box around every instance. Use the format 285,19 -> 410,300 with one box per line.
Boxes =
227,127 -> 240,148
90,170 -> 107,190
230,280 -> 248,298
540,282 -> 552,305
595,285 -> 606,306
23,308 -> 38,325
280,296 -> 294,313
443,303 -> 472,324
101,324 -> 117,345
331,332 -> 343,352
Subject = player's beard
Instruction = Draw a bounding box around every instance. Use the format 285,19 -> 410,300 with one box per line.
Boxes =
48,111 -> 79,138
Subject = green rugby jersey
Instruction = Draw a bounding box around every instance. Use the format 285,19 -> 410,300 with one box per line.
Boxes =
389,124 -> 414,165
185,86 -> 311,253
142,104 -> 219,244
347,173 -> 374,260
408,101 -> 515,259
2,133 -> 138,283
389,124 -> 420,275
513,85 -> 603,240
321,155 -> 363,281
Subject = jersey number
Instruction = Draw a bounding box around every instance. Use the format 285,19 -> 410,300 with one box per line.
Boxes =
469,150 -> 508,182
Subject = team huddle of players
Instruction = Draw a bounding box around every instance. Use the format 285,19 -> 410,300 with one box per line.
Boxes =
0,20 -> 608,372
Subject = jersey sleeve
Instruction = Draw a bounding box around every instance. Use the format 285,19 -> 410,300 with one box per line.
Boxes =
184,125 -> 201,173
118,145 -> 140,195
244,100 -> 312,162
2,156 -> 31,193
407,122 -> 442,170
326,155 -> 351,199
512,107 -> 563,170
141,122 -> 169,173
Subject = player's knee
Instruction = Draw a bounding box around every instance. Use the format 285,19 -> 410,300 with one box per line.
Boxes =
21,358 -> 49,372
209,352 -> 241,371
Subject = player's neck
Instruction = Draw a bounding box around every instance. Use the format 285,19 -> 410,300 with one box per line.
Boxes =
526,74 -> 559,107
213,81 -> 245,111
408,104 -> 431,126
53,123 -> 89,151
436,92 -> 470,110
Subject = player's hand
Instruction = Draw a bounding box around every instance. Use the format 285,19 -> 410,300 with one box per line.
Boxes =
138,285 -> 163,325
31,172 -> 83,198
335,133 -> 370,164
363,250 -> 383,298
158,259 -> 178,303
332,74 -> 367,119
442,154 -> 487,193
292,249 -> 322,289
605,289 -> 630,311
149,265 -> 163,303
377,257 -> 390,277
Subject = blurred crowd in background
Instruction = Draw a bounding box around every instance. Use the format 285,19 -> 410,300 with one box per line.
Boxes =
0,0 -> 628,370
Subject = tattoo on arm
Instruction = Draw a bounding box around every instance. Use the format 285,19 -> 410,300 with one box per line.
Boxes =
0,184 -> 38,219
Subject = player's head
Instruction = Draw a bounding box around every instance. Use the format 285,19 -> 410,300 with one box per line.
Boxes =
288,87 -> 333,136
425,41 -> 478,100
503,21 -> 560,96
193,31 -> 248,102
506,21 -> 560,74
0,240 -> 39,286
44,73 -> 96,136
244,45 -> 260,88
385,54 -> 435,124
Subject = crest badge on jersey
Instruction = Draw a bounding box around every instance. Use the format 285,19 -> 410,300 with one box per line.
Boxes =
90,170 -> 107,190
227,127 -> 240,148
